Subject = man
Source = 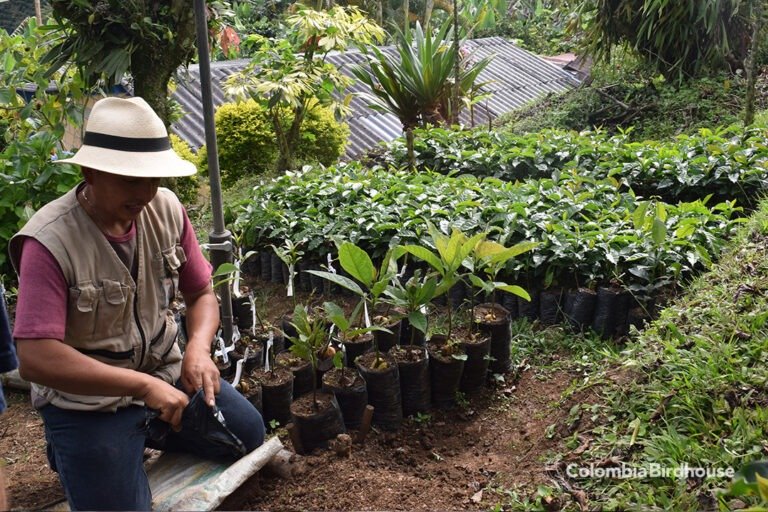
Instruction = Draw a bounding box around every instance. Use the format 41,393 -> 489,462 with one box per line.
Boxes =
10,96 -> 264,511
0,281 -> 19,511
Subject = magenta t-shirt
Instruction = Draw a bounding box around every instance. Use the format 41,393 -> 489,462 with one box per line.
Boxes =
13,206 -> 212,341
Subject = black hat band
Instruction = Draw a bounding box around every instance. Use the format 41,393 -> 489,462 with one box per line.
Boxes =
83,132 -> 171,152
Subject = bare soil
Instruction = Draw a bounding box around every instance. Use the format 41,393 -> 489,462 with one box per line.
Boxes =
0,282 -> 590,511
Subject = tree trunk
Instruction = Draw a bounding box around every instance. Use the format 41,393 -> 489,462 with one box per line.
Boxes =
275,104 -> 308,171
403,0 -> 410,32
131,1 -> 197,128
451,0 -> 460,125
744,0 -> 764,126
424,0 -> 434,28
405,127 -> 415,171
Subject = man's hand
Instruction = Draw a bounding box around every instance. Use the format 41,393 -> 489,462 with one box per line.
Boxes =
180,345 -> 220,407
180,284 -> 221,407
137,377 -> 190,431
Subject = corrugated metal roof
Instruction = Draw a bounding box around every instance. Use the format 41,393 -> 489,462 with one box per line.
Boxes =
171,37 -> 580,160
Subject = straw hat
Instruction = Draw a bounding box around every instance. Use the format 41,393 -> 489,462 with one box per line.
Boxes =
56,96 -> 196,178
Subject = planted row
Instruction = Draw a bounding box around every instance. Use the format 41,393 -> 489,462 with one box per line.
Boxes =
372,125 -> 768,207
231,163 -> 743,298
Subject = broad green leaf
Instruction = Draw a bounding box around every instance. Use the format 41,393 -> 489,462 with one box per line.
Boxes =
652,217 -> 667,245
632,201 -> 648,229
408,310 -> 428,334
497,284 -> 531,302
212,262 -> 238,277
339,242 -> 376,286
306,270 -> 364,296
401,245 -> 443,274
323,301 -> 350,331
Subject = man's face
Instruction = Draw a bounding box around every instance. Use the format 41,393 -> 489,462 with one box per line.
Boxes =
85,168 -> 161,225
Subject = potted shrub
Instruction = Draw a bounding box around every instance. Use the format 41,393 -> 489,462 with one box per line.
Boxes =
251,340 -> 294,429
271,239 -> 305,347
285,304 -> 346,453
382,267 -> 437,416
399,223 -> 485,408
307,241 -> 398,367
321,301 -> 380,430
464,238 -> 535,379
308,242 -> 403,430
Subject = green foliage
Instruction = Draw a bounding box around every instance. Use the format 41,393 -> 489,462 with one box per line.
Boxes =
202,99 -> 348,185
286,304 -> 328,407
296,104 -> 350,168
375,124 -> 768,207
164,134 -> 200,205
382,268 -> 437,342
499,68 -> 751,141
43,0 -> 232,123
0,19 -> 89,277
205,100 -> 277,185
561,199 -> 768,508
575,0 -> 752,82
474,1 -> 578,55
226,5 -> 383,171
351,19 -> 492,130
230,160 -> 742,300
0,134 -> 82,275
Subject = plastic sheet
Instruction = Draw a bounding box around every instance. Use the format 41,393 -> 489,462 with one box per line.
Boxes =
50,437 -> 284,511
149,436 -> 283,511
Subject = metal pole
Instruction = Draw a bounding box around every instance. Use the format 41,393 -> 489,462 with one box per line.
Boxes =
193,0 -> 234,348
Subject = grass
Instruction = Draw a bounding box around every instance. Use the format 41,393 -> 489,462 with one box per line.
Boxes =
486,198 -> 768,510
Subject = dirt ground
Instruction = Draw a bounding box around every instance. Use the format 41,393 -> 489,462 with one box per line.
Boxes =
2,367 -> 585,511
0,282 -> 591,511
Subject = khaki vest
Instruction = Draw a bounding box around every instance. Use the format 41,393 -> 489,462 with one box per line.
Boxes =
10,186 -> 186,412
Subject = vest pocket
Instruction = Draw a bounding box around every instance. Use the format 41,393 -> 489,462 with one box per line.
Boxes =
155,245 -> 187,310
145,313 -> 181,372
67,280 -> 131,342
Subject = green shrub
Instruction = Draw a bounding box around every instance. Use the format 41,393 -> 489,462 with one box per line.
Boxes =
161,134 -> 200,205
295,105 -> 349,168
201,99 -> 349,186
498,65 -> 750,141
0,133 -> 82,276
374,124 -> 768,208
205,100 -> 277,186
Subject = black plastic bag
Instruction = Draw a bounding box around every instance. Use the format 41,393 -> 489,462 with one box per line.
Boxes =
144,390 -> 246,458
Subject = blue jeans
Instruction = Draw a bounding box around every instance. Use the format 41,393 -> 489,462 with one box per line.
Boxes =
40,378 -> 265,511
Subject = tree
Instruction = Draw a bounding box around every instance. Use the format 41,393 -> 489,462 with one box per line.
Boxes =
225,5 -> 384,171
576,0 -> 753,82
744,0 -> 766,125
351,19 -> 492,163
42,0 -> 230,126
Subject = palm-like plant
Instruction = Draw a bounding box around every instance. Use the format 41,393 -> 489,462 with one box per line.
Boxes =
351,18 -> 493,162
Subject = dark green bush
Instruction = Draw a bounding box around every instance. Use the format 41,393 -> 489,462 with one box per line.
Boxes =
202,99 -> 277,186
163,133 -> 200,205
0,132 -> 82,275
200,99 -> 349,186
373,124 -> 768,208
498,68 -> 753,141
295,105 -> 350,168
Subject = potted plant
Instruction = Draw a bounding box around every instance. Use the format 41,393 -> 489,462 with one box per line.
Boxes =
382,267 -> 437,416
308,242 -> 403,430
285,304 -> 346,453
251,336 -> 294,429
399,223 -> 485,408
320,301 -> 379,430
271,239 -> 305,347
211,231 -> 259,330
307,241 -> 398,368
464,238 -> 536,381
